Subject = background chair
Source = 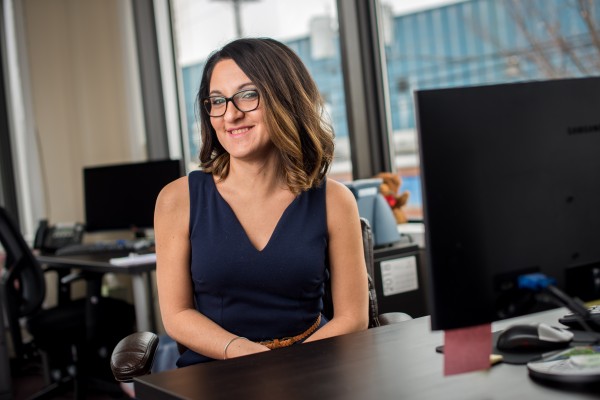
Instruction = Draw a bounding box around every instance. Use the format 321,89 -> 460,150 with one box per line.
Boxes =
0,206 -> 135,399
111,217 -> 412,383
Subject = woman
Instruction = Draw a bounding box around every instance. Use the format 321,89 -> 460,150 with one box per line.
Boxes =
155,38 -> 368,367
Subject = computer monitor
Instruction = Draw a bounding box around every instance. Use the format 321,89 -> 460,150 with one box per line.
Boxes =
345,178 -> 402,248
415,76 -> 600,331
83,159 -> 184,233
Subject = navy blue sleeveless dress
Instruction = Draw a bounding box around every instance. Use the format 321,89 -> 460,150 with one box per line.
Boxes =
177,171 -> 328,367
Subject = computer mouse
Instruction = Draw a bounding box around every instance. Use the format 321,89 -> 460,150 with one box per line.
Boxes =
496,323 -> 574,352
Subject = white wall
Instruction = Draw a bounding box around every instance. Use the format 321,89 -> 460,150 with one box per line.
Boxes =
22,0 -> 146,225
8,0 -> 149,310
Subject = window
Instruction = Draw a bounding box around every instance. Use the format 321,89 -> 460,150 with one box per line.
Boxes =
380,0 -> 600,220
170,0 -> 352,181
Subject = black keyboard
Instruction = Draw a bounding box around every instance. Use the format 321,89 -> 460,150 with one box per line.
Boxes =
55,240 -> 153,256
559,305 -> 600,331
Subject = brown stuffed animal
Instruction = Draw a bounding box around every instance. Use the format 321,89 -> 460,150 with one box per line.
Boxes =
375,172 -> 410,224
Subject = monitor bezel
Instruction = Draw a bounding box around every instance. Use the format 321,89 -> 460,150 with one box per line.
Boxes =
83,159 -> 184,233
415,77 -> 600,331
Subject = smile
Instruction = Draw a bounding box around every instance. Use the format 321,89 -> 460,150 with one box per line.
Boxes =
228,127 -> 251,135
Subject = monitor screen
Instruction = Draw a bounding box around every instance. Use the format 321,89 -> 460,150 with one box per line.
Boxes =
415,76 -> 600,331
83,159 -> 184,232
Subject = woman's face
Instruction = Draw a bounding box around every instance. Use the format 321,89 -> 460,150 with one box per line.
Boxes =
208,59 -> 273,163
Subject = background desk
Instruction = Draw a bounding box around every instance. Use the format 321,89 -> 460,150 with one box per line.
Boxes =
135,308 -> 598,400
37,253 -> 157,332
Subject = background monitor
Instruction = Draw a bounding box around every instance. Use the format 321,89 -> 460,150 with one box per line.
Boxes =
345,178 -> 402,248
83,159 -> 184,233
415,76 -> 600,331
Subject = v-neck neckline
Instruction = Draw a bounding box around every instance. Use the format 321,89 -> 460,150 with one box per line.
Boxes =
210,177 -> 300,253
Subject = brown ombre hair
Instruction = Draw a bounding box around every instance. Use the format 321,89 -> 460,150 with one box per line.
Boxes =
196,38 -> 335,194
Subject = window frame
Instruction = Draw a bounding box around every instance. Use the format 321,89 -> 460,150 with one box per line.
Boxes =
337,0 -> 395,179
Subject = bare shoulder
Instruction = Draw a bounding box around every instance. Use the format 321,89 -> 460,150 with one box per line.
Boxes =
325,178 -> 359,222
325,178 -> 357,209
155,176 -> 189,216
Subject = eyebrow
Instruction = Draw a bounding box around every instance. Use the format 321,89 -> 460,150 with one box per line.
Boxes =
209,83 -> 256,96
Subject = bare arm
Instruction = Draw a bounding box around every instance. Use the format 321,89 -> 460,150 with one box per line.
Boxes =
154,176 -> 269,359
304,179 -> 369,342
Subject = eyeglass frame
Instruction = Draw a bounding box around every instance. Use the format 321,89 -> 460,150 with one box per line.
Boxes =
202,89 -> 261,117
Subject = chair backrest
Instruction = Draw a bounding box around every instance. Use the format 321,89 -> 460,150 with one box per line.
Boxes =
0,206 -> 46,359
322,217 -> 380,328
361,218 -> 381,328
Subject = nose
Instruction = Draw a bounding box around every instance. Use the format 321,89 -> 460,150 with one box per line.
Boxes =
223,99 -> 244,121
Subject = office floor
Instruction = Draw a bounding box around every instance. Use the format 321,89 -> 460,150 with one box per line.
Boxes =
10,357 -> 129,400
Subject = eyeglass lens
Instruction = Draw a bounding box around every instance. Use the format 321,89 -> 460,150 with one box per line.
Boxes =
204,90 -> 259,117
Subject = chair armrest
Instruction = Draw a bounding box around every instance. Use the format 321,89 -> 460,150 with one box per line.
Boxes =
110,332 -> 159,382
41,267 -> 86,305
42,266 -> 82,283
378,312 -> 413,326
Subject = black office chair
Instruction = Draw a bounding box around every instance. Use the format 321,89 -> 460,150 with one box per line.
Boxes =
0,206 -> 136,399
110,217 -> 412,382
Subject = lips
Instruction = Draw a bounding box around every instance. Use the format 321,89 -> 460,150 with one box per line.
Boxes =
227,126 -> 251,136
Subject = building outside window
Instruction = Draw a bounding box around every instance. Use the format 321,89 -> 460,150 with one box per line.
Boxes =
381,0 -> 600,220
171,0 -> 600,221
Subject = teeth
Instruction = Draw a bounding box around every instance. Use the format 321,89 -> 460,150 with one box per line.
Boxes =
229,127 -> 249,135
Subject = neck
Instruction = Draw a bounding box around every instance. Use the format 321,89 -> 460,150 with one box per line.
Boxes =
225,155 -> 285,195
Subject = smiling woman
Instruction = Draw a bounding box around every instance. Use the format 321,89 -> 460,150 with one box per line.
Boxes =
201,58 -> 272,169
197,39 -> 334,192
154,37 -> 369,369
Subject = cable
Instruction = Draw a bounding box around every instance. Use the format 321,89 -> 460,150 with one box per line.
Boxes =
518,272 -> 595,335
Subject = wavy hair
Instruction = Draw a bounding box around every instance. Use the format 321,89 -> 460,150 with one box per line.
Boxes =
196,38 -> 335,194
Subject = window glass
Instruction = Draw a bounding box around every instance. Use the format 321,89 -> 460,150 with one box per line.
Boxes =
171,0 -> 351,181
380,0 -> 600,220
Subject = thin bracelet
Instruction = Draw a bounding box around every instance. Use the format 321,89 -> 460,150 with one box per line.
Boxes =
223,336 -> 247,360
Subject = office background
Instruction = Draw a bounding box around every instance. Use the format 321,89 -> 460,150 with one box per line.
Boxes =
0,0 -> 599,312
2,0 -> 599,242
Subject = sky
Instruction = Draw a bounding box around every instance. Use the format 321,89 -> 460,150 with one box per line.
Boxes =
172,0 -> 466,65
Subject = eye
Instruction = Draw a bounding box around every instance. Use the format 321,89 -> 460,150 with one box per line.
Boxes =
239,90 -> 258,100
210,97 -> 226,106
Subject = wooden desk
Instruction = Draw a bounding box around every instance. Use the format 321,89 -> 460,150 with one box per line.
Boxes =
37,253 -> 157,332
134,308 -> 598,400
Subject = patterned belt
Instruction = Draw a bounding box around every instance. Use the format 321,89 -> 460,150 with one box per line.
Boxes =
258,315 -> 322,350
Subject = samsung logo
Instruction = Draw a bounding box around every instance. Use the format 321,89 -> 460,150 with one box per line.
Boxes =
567,123 -> 600,135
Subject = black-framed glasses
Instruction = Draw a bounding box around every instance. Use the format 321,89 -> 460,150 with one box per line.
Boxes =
202,89 -> 260,117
